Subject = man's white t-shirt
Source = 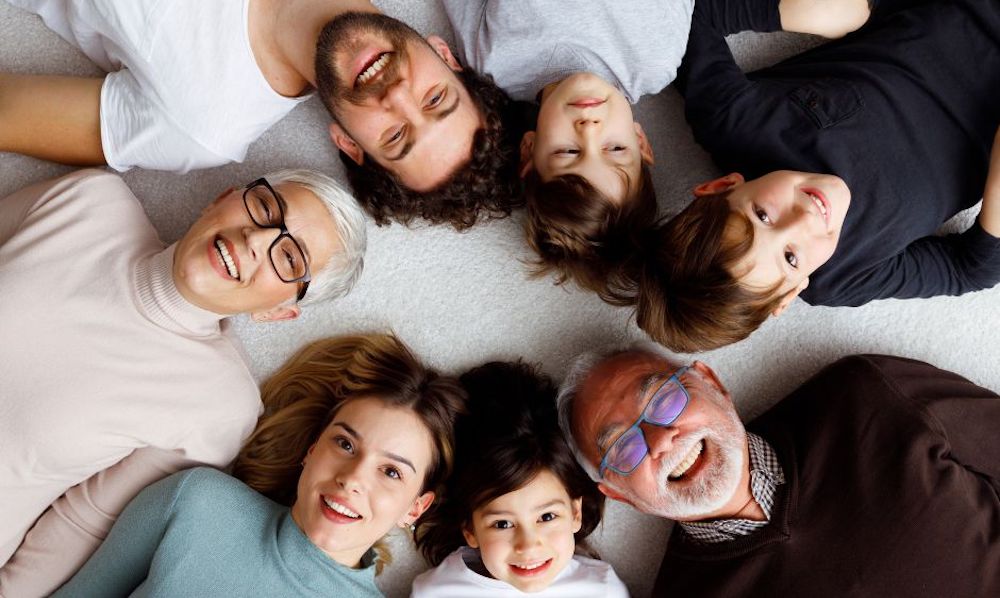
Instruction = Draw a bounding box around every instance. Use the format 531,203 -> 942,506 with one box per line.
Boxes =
10,0 -> 307,172
411,547 -> 630,597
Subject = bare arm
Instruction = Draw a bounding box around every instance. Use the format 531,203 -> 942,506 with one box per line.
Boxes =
0,73 -> 106,165
979,126 -> 1000,237
779,0 -> 871,38
0,449 -> 196,598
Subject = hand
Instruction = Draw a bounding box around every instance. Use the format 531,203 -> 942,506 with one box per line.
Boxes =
980,126 -> 1000,237
779,0 -> 871,38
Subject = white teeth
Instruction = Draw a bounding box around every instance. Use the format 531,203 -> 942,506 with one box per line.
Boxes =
512,560 -> 548,570
669,440 -> 704,479
323,497 -> 361,519
357,53 -> 390,85
809,193 -> 827,216
214,239 -> 239,279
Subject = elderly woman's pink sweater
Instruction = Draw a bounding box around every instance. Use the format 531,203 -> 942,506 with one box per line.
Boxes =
0,170 -> 261,595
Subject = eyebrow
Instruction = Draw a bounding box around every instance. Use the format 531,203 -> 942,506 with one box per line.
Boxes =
594,373 -> 662,453
481,499 -> 568,518
332,422 -> 417,474
387,93 -> 462,162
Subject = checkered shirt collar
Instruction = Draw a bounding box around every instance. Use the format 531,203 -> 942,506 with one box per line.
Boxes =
677,432 -> 785,544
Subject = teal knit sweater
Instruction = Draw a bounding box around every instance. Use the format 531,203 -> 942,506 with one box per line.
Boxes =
53,468 -> 383,597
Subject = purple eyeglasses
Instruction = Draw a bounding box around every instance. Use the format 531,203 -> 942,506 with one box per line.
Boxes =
598,366 -> 690,478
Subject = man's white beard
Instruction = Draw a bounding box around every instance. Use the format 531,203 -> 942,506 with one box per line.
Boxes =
632,405 -> 747,521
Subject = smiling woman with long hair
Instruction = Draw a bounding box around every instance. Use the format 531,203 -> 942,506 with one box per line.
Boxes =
52,334 -> 466,597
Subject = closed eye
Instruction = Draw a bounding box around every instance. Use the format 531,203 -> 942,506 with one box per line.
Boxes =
425,88 -> 446,109
555,148 -> 580,156
387,126 -> 405,145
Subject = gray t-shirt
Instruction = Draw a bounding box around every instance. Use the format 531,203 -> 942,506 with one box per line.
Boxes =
442,0 -> 695,103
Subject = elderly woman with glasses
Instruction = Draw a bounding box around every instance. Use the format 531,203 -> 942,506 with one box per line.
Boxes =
0,168 -> 367,595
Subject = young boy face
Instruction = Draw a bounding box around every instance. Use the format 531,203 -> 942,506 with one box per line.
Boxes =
708,171 -> 851,305
521,73 -> 654,204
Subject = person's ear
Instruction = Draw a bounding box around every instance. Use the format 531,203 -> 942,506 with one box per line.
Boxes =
426,35 -> 462,71
329,122 -> 364,165
519,131 -> 536,179
771,278 -> 809,317
399,491 -> 435,529
690,360 -> 731,402
597,482 -> 634,507
634,122 -> 655,165
693,173 -> 744,197
571,497 -> 583,533
462,522 -> 480,548
251,303 -> 301,323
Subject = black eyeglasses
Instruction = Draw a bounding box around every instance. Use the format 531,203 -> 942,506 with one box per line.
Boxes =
243,178 -> 311,301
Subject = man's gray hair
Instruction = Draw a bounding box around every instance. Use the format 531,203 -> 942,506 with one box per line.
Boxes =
263,169 -> 367,305
556,342 -> 678,484
557,350 -> 617,483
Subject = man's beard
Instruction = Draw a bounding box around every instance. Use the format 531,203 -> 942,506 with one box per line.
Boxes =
315,12 -> 422,116
631,398 -> 747,521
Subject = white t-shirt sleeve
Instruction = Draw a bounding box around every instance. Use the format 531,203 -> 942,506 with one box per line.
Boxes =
100,69 -> 232,172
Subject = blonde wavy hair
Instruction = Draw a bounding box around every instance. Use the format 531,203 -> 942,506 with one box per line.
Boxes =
231,333 -> 466,570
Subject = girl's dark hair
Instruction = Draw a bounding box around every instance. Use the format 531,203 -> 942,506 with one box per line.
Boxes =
414,361 -> 605,566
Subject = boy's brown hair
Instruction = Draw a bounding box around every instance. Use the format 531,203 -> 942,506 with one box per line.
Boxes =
523,164 -> 657,298
633,191 -> 788,352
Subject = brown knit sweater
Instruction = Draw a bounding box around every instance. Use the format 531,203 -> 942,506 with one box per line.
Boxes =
654,355 -> 1000,597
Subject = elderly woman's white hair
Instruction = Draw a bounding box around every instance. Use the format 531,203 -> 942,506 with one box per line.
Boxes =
263,169 -> 367,305
555,342 -> 678,483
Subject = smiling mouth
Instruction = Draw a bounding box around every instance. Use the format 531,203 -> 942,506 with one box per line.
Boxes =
356,52 -> 392,87
214,237 -> 239,279
568,97 -> 606,108
668,440 -> 704,481
322,495 -> 362,520
509,558 -> 553,576
805,188 -> 830,225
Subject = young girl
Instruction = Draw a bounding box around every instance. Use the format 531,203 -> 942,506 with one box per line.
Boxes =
412,361 -> 629,597
52,334 -> 466,597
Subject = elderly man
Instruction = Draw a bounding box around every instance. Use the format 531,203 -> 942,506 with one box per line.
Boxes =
0,168 -> 366,595
1,0 -> 520,229
557,347 -> 1000,596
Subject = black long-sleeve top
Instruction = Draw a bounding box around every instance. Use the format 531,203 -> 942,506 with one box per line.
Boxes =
675,0 -> 1000,306
655,354 -> 1000,597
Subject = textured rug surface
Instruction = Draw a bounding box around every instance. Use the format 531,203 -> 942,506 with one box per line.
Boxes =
2,1 -> 998,596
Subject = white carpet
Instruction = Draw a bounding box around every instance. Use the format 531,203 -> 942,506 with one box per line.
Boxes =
2,1 -> 997,596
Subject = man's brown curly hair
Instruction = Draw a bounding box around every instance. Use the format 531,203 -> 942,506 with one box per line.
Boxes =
631,191 -> 789,353
524,164 -> 657,298
336,68 -> 523,230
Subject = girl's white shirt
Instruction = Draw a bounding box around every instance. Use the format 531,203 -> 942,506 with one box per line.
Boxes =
411,547 -> 630,597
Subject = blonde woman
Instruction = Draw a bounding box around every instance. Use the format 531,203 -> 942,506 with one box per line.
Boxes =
53,334 -> 466,597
